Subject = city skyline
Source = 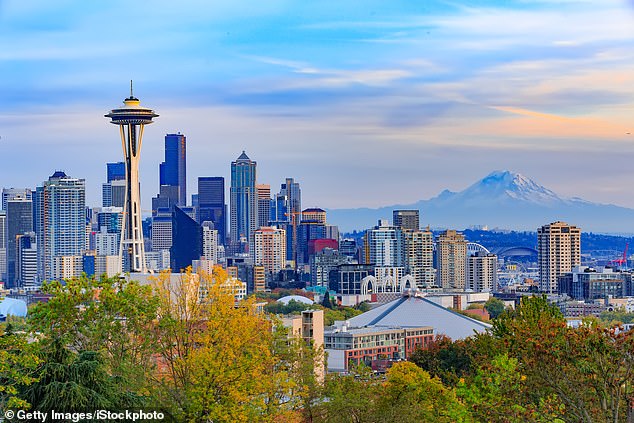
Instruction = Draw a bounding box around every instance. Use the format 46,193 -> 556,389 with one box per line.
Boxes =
1,1 -> 634,210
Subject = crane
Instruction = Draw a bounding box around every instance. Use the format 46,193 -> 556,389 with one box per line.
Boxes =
609,243 -> 628,270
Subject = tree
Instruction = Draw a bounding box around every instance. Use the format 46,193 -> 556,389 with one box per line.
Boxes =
0,324 -> 40,410
409,335 -> 474,387
321,292 -> 333,309
153,267 -> 308,422
28,275 -> 160,404
22,340 -> 142,412
484,297 -> 505,319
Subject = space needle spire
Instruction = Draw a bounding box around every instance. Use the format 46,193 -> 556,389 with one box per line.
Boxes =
105,84 -> 158,273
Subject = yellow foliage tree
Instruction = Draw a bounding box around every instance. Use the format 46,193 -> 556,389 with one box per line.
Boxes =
152,267 -> 313,422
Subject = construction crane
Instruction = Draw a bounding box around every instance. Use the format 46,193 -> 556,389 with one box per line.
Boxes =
609,243 -> 629,270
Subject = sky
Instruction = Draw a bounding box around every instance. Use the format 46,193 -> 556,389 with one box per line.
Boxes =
1,0 -> 634,211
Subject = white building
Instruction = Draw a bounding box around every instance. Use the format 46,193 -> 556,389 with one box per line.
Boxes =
467,252 -> 498,292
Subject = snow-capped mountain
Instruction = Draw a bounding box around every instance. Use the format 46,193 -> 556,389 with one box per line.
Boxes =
327,171 -> 634,233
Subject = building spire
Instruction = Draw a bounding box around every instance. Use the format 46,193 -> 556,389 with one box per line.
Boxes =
130,80 -> 133,98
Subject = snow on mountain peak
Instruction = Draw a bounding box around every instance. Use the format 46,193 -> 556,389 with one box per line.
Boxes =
459,170 -> 564,205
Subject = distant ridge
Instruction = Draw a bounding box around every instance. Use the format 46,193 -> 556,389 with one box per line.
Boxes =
327,170 -> 634,233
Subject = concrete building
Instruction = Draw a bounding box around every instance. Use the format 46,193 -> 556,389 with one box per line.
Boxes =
253,226 -> 286,275
16,232 -> 37,289
538,221 -> 581,293
256,184 -> 271,229
35,172 -> 86,282
326,325 -> 433,373
404,229 -> 435,288
364,219 -> 405,268
329,264 -> 375,295
393,209 -> 420,231
302,208 -> 326,225
558,266 -> 627,301
310,248 -> 350,288
283,309 -> 325,380
436,230 -> 467,290
467,252 -> 498,292
201,221 -> 219,265
0,211 -> 6,283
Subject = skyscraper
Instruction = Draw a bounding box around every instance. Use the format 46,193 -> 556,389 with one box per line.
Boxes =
230,151 -> 258,254
105,87 -> 158,273
2,188 -> 33,212
404,229 -> 435,288
170,206 -> 202,272
467,252 -> 498,292
35,171 -> 86,281
102,162 -> 126,208
436,229 -> 467,290
538,221 -> 581,293
364,220 -> 405,268
159,133 -> 187,206
0,211 -> 6,283
16,232 -> 37,290
393,210 -> 420,232
198,177 -> 226,245
6,195 -> 33,287
270,178 -> 301,262
253,226 -> 286,276
256,184 -> 271,228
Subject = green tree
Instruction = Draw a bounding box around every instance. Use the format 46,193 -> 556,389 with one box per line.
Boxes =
28,275 -> 160,404
23,340 -> 142,412
484,297 -> 505,319
0,324 -> 40,410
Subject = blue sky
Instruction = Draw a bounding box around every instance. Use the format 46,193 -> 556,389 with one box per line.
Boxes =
1,0 -> 634,211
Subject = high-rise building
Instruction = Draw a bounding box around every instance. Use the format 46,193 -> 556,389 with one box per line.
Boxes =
270,178 -> 301,262
16,232 -> 37,290
35,171 -> 86,281
297,220 -> 327,265
467,252 -> 498,292
364,220 -> 405,268
253,226 -> 286,276
0,211 -> 6,283
105,88 -> 158,273
393,210 -> 420,232
436,229 -> 467,290
230,151 -> 258,255
159,133 -> 187,206
198,177 -> 226,245
201,221 -> 219,265
404,229 -> 435,288
2,188 -> 33,212
106,162 -> 125,182
151,208 -> 173,253
170,206 -> 202,272
6,194 -> 33,287
256,184 -> 271,228
302,208 -> 326,224
102,162 -> 126,208
538,221 -> 581,293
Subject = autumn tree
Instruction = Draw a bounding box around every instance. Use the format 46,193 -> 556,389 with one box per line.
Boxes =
152,267 -> 310,422
28,275 -> 160,403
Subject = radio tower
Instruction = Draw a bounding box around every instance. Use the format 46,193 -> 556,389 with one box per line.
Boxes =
105,82 -> 158,273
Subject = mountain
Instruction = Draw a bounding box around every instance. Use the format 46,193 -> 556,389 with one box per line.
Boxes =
327,170 -> 634,233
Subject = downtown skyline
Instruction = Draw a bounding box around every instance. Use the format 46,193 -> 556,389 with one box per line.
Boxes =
1,1 -> 634,210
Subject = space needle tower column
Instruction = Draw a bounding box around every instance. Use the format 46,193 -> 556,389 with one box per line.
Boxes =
105,83 -> 158,273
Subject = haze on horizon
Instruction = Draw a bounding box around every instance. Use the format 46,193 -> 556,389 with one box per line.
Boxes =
1,0 -> 634,211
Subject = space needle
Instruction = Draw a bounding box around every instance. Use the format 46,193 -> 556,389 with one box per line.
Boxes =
105,82 -> 158,273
